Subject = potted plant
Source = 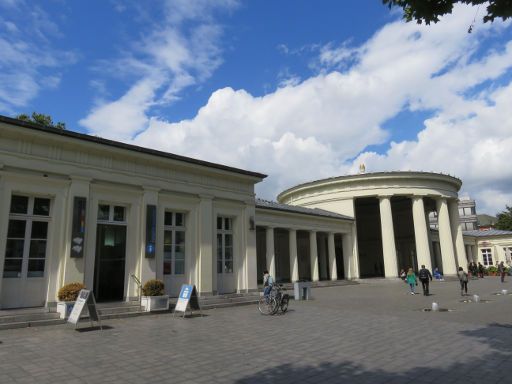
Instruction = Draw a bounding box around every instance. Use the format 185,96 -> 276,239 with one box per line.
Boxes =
486,266 -> 498,276
141,279 -> 169,312
56,282 -> 85,319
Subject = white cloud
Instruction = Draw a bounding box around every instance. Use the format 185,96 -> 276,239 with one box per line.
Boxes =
80,0 -> 238,137
127,7 -> 512,216
0,2 -> 75,113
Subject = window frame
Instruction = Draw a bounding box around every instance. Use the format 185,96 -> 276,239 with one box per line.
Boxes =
481,248 -> 493,266
163,211 -> 186,276
217,216 -> 234,275
4,195 -> 51,279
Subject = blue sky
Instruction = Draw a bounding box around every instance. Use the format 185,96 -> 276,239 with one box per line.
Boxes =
1,0 -> 512,214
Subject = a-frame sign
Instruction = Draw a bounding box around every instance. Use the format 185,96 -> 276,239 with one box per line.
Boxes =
173,284 -> 202,318
67,289 -> 103,330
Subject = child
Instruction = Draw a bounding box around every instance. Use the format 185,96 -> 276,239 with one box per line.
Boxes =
406,268 -> 417,295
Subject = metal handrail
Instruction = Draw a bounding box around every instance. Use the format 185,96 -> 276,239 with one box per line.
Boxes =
130,274 -> 142,312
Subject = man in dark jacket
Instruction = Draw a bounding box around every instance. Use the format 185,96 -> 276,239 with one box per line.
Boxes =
418,265 -> 433,296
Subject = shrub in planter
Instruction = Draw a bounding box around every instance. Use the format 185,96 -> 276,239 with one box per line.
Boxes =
142,279 -> 165,296
141,279 -> 168,312
58,282 -> 85,301
487,266 -> 498,276
56,282 -> 85,319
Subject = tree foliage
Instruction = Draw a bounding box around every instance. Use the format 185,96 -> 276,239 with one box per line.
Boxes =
16,112 -> 66,130
383,0 -> 512,25
495,205 -> 512,231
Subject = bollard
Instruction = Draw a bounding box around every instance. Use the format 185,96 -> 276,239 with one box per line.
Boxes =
473,294 -> 480,303
502,289 -> 508,295
431,302 -> 439,311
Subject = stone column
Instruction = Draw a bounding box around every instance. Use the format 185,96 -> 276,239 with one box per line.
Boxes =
266,227 -> 276,278
466,245 -> 474,263
472,245 -> 479,264
289,229 -> 299,282
379,196 -> 398,277
448,199 -> 468,269
198,195 -> 213,295
412,196 -> 432,271
328,232 -> 337,280
309,231 -> 319,282
436,198 -> 457,275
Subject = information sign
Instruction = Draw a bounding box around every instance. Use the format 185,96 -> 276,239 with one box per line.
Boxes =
67,289 -> 102,329
173,284 -> 201,317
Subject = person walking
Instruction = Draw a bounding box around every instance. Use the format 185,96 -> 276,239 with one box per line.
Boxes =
478,262 -> 485,278
406,268 -> 417,295
418,265 -> 433,296
498,261 -> 506,283
457,267 -> 469,296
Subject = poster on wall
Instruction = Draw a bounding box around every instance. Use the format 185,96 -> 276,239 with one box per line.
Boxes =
145,204 -> 156,258
70,197 -> 87,258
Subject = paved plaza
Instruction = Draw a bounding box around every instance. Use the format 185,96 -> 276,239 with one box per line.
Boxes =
0,277 -> 511,384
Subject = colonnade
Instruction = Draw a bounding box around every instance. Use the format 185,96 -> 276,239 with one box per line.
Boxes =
264,227 -> 347,282
379,196 -> 466,276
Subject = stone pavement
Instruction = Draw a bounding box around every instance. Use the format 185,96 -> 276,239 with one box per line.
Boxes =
0,277 -> 511,384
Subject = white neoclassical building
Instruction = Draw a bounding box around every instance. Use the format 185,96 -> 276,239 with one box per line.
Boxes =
277,172 -> 469,278
1,115 -> 511,309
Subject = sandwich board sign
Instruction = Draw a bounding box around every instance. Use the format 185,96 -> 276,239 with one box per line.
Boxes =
67,289 -> 103,330
173,284 -> 201,318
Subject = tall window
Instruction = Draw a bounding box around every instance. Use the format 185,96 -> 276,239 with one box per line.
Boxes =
4,195 -> 51,278
481,248 -> 493,266
163,212 -> 185,275
217,217 -> 233,274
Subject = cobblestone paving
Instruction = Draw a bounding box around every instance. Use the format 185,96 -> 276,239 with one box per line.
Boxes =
0,277 -> 511,384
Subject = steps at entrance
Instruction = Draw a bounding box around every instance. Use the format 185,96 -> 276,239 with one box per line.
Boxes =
0,312 -> 64,330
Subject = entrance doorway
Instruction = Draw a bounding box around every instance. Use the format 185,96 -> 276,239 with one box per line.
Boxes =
94,224 -> 126,302
355,198 -> 385,278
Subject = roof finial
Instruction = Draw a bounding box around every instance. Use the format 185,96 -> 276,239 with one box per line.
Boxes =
359,163 -> 366,174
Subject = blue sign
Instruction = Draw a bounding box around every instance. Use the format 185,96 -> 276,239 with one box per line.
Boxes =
179,284 -> 193,300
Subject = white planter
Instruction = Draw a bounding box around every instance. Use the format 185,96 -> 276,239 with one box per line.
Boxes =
56,301 -> 75,319
141,295 -> 169,312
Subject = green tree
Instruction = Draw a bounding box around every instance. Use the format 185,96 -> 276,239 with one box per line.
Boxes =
16,112 -> 66,129
495,205 -> 512,231
383,0 -> 512,25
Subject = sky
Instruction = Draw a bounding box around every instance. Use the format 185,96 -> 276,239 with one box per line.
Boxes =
1,0 -> 511,215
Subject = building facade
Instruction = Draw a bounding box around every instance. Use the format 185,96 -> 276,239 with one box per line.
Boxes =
2,115 -> 511,310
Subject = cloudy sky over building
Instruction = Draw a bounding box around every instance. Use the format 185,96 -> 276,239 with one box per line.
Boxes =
1,0 -> 511,214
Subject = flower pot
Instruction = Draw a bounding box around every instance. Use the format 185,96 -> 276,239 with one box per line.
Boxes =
56,301 -> 75,319
141,295 -> 169,312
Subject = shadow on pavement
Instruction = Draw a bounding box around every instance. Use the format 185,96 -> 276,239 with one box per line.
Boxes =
459,323 -> 512,353
236,323 -> 512,384
75,325 -> 114,332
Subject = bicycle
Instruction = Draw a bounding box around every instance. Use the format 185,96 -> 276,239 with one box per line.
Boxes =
258,284 -> 289,315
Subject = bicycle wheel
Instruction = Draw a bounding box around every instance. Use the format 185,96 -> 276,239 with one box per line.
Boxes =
280,294 -> 289,313
258,296 -> 276,315
270,295 -> 280,315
